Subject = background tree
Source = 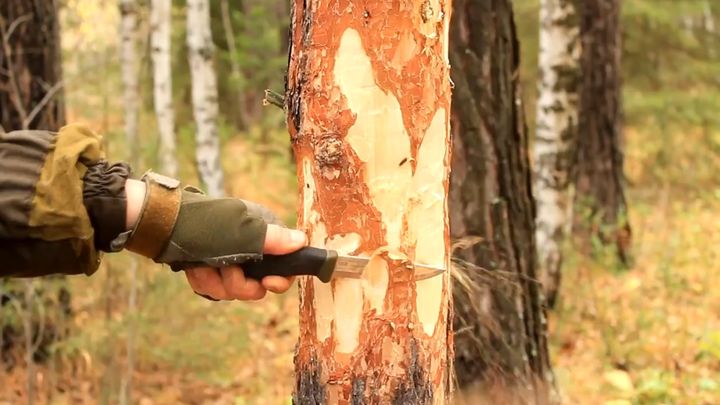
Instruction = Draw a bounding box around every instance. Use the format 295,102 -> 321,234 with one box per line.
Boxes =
151,0 -> 178,177
533,0 -> 580,306
574,0 -> 631,264
286,0 -> 453,402
0,0 -> 67,402
449,0 -> 555,402
187,0 -> 224,197
118,1 -> 140,403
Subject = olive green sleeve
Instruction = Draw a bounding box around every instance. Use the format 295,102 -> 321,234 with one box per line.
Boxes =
0,124 -> 129,277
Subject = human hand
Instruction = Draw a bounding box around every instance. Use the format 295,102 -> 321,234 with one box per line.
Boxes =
184,224 -> 308,301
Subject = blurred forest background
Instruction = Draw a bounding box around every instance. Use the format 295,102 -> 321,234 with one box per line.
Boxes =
1,0 -> 719,404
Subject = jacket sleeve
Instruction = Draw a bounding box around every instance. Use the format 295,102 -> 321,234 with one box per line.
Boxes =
0,124 -> 130,277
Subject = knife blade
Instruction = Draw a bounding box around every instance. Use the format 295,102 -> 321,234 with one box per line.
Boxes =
241,246 -> 445,283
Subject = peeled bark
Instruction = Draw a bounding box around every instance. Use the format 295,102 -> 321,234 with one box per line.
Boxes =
575,0 -> 631,264
119,0 -> 139,162
286,1 -> 453,403
449,0 -> 555,403
187,0 -> 225,197
151,0 -> 178,177
534,0 -> 580,306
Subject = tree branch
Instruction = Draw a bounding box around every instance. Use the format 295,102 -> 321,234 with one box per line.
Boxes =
0,15 -> 32,125
23,81 -> 63,129
263,89 -> 285,110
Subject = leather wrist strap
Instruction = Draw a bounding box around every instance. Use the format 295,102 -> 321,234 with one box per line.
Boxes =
124,171 -> 182,260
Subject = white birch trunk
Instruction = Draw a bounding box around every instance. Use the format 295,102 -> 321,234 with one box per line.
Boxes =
151,0 -> 178,177
119,1 -> 139,403
120,0 -> 139,162
187,0 -> 225,197
534,0 -> 580,305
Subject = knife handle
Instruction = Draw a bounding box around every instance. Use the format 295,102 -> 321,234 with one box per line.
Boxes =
241,246 -> 338,283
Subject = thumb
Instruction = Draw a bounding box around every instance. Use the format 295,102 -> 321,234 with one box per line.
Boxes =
263,224 -> 308,254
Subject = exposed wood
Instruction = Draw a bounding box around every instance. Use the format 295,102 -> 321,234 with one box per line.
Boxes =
286,0 -> 453,403
151,0 -> 178,177
449,0 -> 555,403
187,0 -> 225,197
575,0 -> 631,265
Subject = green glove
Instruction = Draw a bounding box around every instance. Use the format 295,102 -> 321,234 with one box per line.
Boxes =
124,172 -> 275,271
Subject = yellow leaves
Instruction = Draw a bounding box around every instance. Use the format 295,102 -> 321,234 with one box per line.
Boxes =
604,369 -> 635,394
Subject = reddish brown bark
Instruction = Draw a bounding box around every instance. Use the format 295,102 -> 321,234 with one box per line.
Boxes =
286,0 -> 453,403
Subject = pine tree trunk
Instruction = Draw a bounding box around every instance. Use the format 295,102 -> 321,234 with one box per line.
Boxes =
151,0 -> 178,177
534,0 -> 580,306
187,0 -> 225,197
0,1 -> 68,400
575,0 -> 631,264
0,0 -> 65,131
119,0 -> 139,162
286,1 -> 453,403
449,0 -> 555,403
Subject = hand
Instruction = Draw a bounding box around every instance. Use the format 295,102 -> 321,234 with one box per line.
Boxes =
184,224 -> 308,301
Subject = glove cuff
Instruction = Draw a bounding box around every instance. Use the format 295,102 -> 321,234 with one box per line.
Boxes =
124,171 -> 182,259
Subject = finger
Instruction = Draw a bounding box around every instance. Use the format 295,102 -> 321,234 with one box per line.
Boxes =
185,267 -> 228,300
262,276 -> 295,294
264,224 -> 307,255
220,266 -> 267,300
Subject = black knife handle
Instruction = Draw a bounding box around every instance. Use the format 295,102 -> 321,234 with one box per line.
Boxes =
241,246 -> 338,283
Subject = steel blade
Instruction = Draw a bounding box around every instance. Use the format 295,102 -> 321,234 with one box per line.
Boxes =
333,255 -> 446,281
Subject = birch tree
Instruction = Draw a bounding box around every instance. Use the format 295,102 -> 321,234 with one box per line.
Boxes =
285,0 -> 453,402
576,0 -> 631,265
120,0 -> 139,162
151,0 -> 178,177
119,1 -> 140,403
187,0 -> 225,197
533,0 -> 580,306
449,0 -> 555,402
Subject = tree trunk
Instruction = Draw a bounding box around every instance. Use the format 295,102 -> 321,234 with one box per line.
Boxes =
219,0 -> 249,131
0,1 -> 68,401
286,1 -> 453,403
151,0 -> 178,177
449,0 -> 555,403
119,1 -> 140,403
0,0 -> 65,131
187,0 -> 225,197
533,0 -> 580,307
119,0 -> 139,162
575,0 -> 631,265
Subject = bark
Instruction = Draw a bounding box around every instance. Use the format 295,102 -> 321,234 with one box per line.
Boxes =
187,0 -> 225,197
575,0 -> 631,265
286,1 -> 453,403
0,0 -> 65,131
533,0 -> 580,307
0,4 -> 70,398
151,0 -> 178,177
119,2 -> 140,402
119,0 -> 139,162
449,0 -> 555,403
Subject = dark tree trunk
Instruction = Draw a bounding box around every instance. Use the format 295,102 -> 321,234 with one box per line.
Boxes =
0,0 -> 69,382
449,0 -> 555,403
0,0 -> 65,131
574,0 -> 631,264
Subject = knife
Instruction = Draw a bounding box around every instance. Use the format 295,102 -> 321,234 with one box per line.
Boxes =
241,246 -> 445,283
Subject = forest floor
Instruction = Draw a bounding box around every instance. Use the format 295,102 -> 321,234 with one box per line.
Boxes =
2,128 -> 720,405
